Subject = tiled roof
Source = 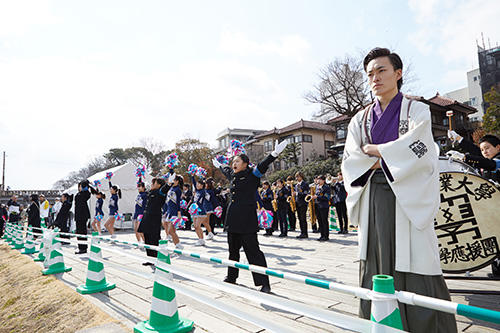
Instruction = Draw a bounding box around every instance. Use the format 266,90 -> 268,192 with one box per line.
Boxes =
419,93 -> 477,114
255,119 -> 333,139
327,114 -> 350,124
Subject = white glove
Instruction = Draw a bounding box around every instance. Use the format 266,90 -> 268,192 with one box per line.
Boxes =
271,140 -> 288,157
212,157 -> 222,169
447,130 -> 463,143
167,172 -> 176,184
446,150 -> 465,161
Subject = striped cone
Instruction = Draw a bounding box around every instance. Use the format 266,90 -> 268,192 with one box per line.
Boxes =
34,229 -> 50,262
370,275 -> 403,330
42,231 -> 72,275
3,223 -> 11,240
11,227 -> 24,250
77,232 -> 115,294
329,206 -> 339,231
22,227 -> 38,254
134,240 -> 194,333
8,225 -> 18,245
41,218 -> 47,228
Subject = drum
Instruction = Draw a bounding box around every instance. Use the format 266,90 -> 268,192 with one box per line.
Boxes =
438,156 -> 479,175
435,172 -> 500,273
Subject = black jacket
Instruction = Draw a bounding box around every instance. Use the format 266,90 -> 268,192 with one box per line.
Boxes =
295,181 -> 310,207
54,201 -> 71,231
74,190 -> 91,221
27,202 -> 41,228
221,154 -> 276,234
138,183 -> 171,234
460,138 -> 500,184
332,181 -> 347,204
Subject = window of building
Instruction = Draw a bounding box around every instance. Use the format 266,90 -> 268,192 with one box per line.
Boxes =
470,97 -> 477,106
294,135 -> 302,143
302,135 -> 312,143
264,140 -> 273,152
284,136 -> 295,144
474,76 -> 477,81
443,117 -> 449,126
336,124 -> 347,140
324,140 -> 334,149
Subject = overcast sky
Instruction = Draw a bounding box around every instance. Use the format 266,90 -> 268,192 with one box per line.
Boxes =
1,0 -> 499,189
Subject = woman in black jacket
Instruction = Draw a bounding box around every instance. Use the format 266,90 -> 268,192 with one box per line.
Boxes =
27,194 -> 41,229
53,193 -> 72,242
74,180 -> 96,254
212,140 -> 288,293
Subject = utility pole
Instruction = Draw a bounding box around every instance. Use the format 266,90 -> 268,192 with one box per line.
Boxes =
2,151 -> 5,191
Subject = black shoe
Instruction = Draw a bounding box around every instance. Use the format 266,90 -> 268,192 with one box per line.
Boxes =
289,228 -> 296,231
75,250 -> 87,255
264,232 -> 272,236
278,234 -> 287,238
312,229 -> 320,233
260,285 -> 271,294
487,273 -> 500,279
223,277 -> 236,284
296,234 -> 308,239
142,262 -> 154,266
343,230 -> 349,234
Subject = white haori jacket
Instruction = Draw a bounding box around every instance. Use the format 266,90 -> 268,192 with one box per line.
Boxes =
341,96 -> 442,275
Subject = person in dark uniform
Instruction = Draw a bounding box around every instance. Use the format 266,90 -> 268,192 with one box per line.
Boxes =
27,194 -> 41,229
181,183 -> 193,230
332,172 -> 348,234
138,172 -> 174,265
74,180 -> 96,254
0,204 -> 8,237
312,175 -> 331,241
53,193 -> 73,242
212,140 -> 288,293
275,179 -> 290,237
286,176 -> 297,231
7,195 -> 21,224
133,182 -> 147,242
260,181 -> 275,236
294,172 -> 309,238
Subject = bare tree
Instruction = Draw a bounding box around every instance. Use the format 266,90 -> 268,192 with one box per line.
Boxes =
305,55 -> 370,119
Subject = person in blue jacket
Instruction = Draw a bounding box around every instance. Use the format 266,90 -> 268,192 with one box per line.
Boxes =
191,176 -> 215,246
163,175 -> 184,249
104,180 -> 121,238
91,191 -> 105,235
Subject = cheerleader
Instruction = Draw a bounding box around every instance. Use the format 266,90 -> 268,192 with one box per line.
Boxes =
162,175 -> 184,249
104,180 -> 121,238
191,176 -> 214,246
181,183 -> 193,230
212,140 -> 288,293
205,178 -> 220,235
260,181 -> 274,236
275,179 -> 290,237
91,191 -> 105,235
133,182 -> 147,242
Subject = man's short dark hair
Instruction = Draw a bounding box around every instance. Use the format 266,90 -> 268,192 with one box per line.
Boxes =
479,134 -> 500,147
363,47 -> 403,90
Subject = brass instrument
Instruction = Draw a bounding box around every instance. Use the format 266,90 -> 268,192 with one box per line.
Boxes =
287,181 -> 297,212
308,185 -> 316,223
272,188 -> 278,211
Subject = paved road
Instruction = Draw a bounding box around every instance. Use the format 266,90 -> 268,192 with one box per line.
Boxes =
31,228 -> 500,332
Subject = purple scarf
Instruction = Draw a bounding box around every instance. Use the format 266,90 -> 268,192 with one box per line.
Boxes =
371,92 -> 402,144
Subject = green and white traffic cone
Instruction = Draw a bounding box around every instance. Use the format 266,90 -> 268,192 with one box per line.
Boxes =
134,240 -> 194,333
329,206 -> 339,231
2,223 -> 11,240
42,231 -> 72,275
77,232 -> 115,294
34,228 -> 50,262
22,227 -> 38,254
11,227 -> 24,250
41,218 -> 47,228
370,275 -> 403,330
8,225 -> 19,245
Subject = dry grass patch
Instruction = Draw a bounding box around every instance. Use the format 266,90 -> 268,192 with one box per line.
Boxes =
0,244 -> 118,333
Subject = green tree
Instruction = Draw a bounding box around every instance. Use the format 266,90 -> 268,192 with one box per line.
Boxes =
279,142 -> 301,166
267,158 -> 341,183
482,86 -> 500,137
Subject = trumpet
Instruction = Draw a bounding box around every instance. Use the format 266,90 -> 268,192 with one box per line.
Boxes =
308,185 -> 317,223
272,189 -> 278,211
304,194 -> 312,202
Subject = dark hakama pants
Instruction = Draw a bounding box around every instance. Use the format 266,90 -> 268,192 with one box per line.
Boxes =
359,170 -> 457,333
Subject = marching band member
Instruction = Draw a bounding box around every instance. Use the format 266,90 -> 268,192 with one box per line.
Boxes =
312,175 -> 330,241
286,176 -> 297,231
212,140 -> 288,293
332,172 -> 348,234
275,179 -> 290,237
181,183 -> 193,230
294,172 -> 309,238
260,181 -> 275,236
342,47 -> 456,332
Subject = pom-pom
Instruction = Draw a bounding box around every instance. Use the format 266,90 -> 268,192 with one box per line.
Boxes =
187,163 -> 198,176
188,203 -> 201,216
114,212 -> 123,221
135,165 -> 146,178
180,199 -> 188,210
214,206 -> 223,218
95,214 -> 104,222
195,167 -> 207,179
165,153 -> 179,169
93,180 -> 102,188
215,154 -> 229,165
137,214 -> 143,223
169,216 -> 188,229
105,172 -> 114,180
227,139 -> 246,157
257,210 -> 273,229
